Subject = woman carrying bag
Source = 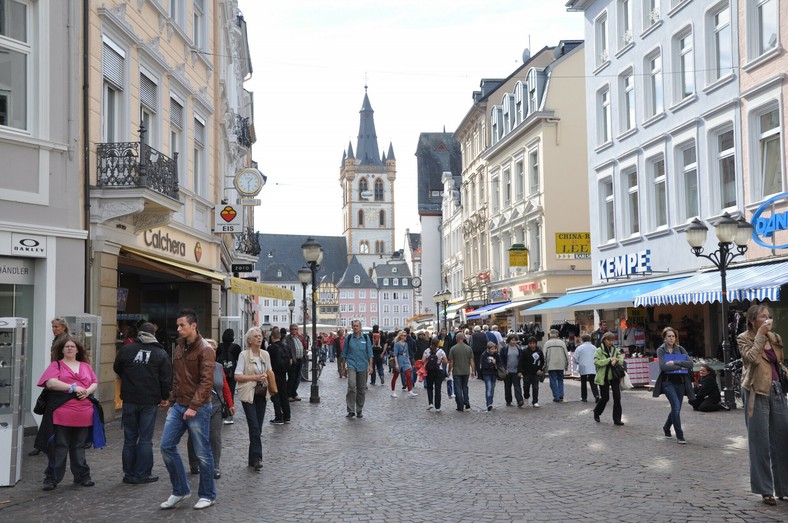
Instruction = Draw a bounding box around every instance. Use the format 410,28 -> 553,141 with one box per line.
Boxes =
652,327 -> 695,444
593,332 -> 625,426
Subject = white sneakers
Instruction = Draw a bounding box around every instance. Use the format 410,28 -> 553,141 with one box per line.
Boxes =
533,403 -> 540,408
222,419 -> 234,425
435,408 -> 441,412
390,391 -> 398,398
426,405 -> 434,411
160,494 -> 190,509
407,391 -> 418,398
193,498 -> 215,510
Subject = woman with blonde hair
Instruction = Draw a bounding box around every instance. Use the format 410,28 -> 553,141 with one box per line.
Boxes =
234,327 -> 274,472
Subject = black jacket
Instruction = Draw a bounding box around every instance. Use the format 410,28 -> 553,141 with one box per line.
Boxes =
518,348 -> 545,375
216,341 -> 242,378
479,350 -> 500,375
693,374 -> 721,404
113,335 -> 172,405
471,331 -> 489,353
269,340 -> 292,375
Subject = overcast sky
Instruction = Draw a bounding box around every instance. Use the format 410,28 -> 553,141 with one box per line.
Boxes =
240,0 -> 584,248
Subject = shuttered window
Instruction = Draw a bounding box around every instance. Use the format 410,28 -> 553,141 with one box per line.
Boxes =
140,74 -> 156,111
102,43 -> 124,87
194,118 -> 205,145
170,98 -> 183,129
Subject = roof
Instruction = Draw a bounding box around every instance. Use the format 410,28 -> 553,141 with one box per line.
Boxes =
407,232 -> 421,254
256,234 -> 348,284
337,255 -> 377,288
354,89 -> 386,166
371,262 -> 412,279
415,132 -> 461,215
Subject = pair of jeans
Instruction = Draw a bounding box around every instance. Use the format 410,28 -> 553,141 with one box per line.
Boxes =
240,395 -> 267,465
46,425 -> 90,485
580,374 -> 599,401
160,402 -> 215,500
453,374 -> 470,409
370,355 -> 384,384
288,360 -> 303,398
121,402 -> 158,480
662,380 -> 686,439
594,380 -> 622,423
391,368 -> 412,391
504,372 -> 524,405
188,396 -> 223,471
346,367 -> 367,414
328,345 -> 334,362
548,370 -> 564,400
425,371 -> 443,409
272,371 -> 290,421
482,374 -> 496,407
522,373 -> 540,404
743,383 -> 788,496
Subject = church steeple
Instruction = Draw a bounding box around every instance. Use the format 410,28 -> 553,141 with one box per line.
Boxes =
356,86 -> 382,166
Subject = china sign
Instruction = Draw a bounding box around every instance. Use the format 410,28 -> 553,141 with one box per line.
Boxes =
556,232 -> 590,259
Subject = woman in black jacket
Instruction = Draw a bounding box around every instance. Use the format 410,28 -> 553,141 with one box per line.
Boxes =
689,364 -> 723,412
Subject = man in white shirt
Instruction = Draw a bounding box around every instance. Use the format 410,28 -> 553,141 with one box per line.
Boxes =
573,333 -> 599,403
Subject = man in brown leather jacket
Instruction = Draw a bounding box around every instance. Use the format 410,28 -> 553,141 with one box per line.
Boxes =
159,309 -> 217,510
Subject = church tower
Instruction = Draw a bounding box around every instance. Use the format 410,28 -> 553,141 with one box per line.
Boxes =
340,87 -> 396,273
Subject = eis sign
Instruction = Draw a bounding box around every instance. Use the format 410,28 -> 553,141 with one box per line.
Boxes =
752,192 -> 788,249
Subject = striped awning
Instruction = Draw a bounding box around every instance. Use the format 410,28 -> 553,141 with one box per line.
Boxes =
634,261 -> 788,307
466,301 -> 509,320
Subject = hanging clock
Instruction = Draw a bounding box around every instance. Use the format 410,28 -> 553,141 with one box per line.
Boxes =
234,168 -> 265,196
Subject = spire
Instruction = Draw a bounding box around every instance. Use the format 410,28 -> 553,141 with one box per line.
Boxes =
387,142 -> 396,161
381,151 -> 386,163
356,88 -> 381,166
341,150 -> 347,165
346,141 -> 355,160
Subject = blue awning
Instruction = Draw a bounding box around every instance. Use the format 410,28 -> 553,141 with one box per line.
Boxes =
466,301 -> 509,320
635,261 -> 788,306
526,288 -> 607,313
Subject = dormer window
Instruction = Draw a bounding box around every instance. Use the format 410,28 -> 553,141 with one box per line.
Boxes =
353,275 -> 360,284
392,267 -> 397,273
277,270 -> 282,277
393,278 -> 399,286
383,278 -> 389,286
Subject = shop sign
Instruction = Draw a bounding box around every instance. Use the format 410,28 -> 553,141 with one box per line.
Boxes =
11,233 -> 46,258
597,249 -> 651,280
489,288 -> 510,301
518,281 -> 540,294
751,192 -> 788,249
144,229 -> 187,257
555,232 -> 590,259
0,257 -> 34,285
215,204 -> 242,233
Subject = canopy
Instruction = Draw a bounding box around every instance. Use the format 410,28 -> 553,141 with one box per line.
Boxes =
466,301 -> 509,320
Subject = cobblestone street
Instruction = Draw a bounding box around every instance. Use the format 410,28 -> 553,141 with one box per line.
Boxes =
2,366 -> 787,522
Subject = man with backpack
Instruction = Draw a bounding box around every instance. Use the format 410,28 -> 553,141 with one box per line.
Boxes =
448,332 -> 476,411
267,328 -> 292,424
343,320 -> 373,418
500,334 -> 525,407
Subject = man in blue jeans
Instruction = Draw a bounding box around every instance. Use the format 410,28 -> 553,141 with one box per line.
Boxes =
114,322 -> 171,484
159,309 -> 216,510
447,332 -> 476,411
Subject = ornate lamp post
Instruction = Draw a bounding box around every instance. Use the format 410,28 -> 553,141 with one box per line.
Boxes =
685,212 -> 753,409
298,266 -> 311,344
288,300 -> 295,325
301,237 -> 323,403
433,289 -> 451,331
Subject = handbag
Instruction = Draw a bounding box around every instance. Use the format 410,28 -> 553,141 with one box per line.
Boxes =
611,364 -> 625,381
34,389 -> 49,415
254,381 -> 267,396
496,367 -> 507,381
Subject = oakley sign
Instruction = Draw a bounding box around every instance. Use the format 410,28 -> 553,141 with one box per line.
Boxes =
751,192 -> 788,249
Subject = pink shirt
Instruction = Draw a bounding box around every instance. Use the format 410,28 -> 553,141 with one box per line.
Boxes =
37,360 -> 98,427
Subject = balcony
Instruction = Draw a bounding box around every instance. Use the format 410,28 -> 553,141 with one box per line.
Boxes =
234,114 -> 253,149
234,228 -> 261,256
90,140 -> 182,232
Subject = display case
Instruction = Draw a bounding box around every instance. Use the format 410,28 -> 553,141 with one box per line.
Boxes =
0,317 -> 26,486
64,315 -> 101,386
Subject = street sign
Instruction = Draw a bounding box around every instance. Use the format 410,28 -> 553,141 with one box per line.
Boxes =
239,198 -> 261,206
214,204 -> 242,233
232,263 -> 253,273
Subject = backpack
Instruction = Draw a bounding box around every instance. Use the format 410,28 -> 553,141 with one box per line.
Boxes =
425,349 -> 440,372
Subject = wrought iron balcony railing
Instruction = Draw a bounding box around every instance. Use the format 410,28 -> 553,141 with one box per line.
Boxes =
234,228 -> 261,256
96,141 -> 180,200
234,114 -> 252,149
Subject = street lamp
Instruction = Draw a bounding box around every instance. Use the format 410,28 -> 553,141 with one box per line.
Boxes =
433,289 -> 451,331
298,266 -> 311,337
288,300 -> 295,325
685,211 -> 753,409
301,237 -> 323,404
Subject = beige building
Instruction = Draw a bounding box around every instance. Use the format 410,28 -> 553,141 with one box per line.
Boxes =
87,1 -> 257,416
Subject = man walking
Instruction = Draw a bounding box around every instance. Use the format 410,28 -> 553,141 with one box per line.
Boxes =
448,332 -> 476,411
519,337 -> 545,407
344,320 -> 372,418
286,324 -> 307,401
470,326 -> 488,380
543,329 -> 569,402
267,328 -> 292,424
574,333 -> 599,403
159,309 -> 216,510
114,322 -> 171,485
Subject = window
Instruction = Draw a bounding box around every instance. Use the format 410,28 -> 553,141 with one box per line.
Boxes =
359,304 -> 366,313
757,108 -> 782,198
645,51 -> 663,118
596,13 -> 609,66
393,278 -> 399,286
169,0 -> 183,26
348,304 -> 355,313
358,209 -> 364,226
648,157 -> 667,229
403,292 -> 410,300
375,240 -> 385,254
503,168 -> 511,207
619,0 -> 633,48
102,39 -> 125,141
515,160 -> 524,200
620,71 -> 635,132
716,129 -> 736,209
353,275 -> 360,284
753,0 -> 778,57
374,178 -> 384,201
379,210 -> 385,226
360,240 -> 369,253
602,178 -> 615,241
675,31 -> 694,101
0,0 -> 28,130
514,82 -> 524,123
383,279 -> 389,287
644,0 -> 660,29
491,175 -> 500,213
193,116 -> 205,195
402,279 -> 408,287
170,97 -> 184,183
359,290 -> 365,298
347,290 -> 355,299
358,178 -> 368,199
403,305 -> 409,313
193,0 -> 205,49
371,290 -> 377,299
139,73 -> 158,145
393,305 -> 400,313
528,150 -> 539,194
709,4 -> 732,82
528,221 -> 542,271
263,299 -> 270,307
490,106 -> 501,144
680,143 -> 699,219
598,87 -> 612,144
624,170 -> 639,235
383,317 -> 390,327
383,305 -> 390,314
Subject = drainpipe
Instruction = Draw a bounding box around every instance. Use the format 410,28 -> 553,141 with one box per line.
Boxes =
82,0 -> 91,313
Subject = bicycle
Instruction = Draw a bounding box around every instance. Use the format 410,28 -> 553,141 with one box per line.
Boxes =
301,346 -> 327,382
723,358 -> 744,409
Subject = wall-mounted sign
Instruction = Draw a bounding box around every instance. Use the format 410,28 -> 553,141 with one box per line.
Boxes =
518,281 -> 540,294
214,205 -> 242,233
556,232 -> 590,259
508,244 -> 529,267
144,229 -> 187,257
597,249 -> 651,280
751,192 -> 788,249
489,288 -> 511,301
11,233 -> 47,258
239,198 -> 261,206
232,263 -> 254,273
0,257 -> 34,285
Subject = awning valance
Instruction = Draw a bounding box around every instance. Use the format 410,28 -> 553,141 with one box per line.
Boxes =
634,261 -> 788,307
229,277 -> 294,300
482,299 -> 543,317
121,247 -> 226,282
466,301 -> 509,320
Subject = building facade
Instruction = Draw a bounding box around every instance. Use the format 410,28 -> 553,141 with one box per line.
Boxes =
337,255 -> 378,328
372,260 -> 413,330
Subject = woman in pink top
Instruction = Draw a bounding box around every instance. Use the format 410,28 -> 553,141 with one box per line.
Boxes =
37,335 -> 98,491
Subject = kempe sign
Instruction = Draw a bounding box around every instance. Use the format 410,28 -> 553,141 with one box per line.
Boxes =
597,249 -> 651,280
752,192 -> 788,249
